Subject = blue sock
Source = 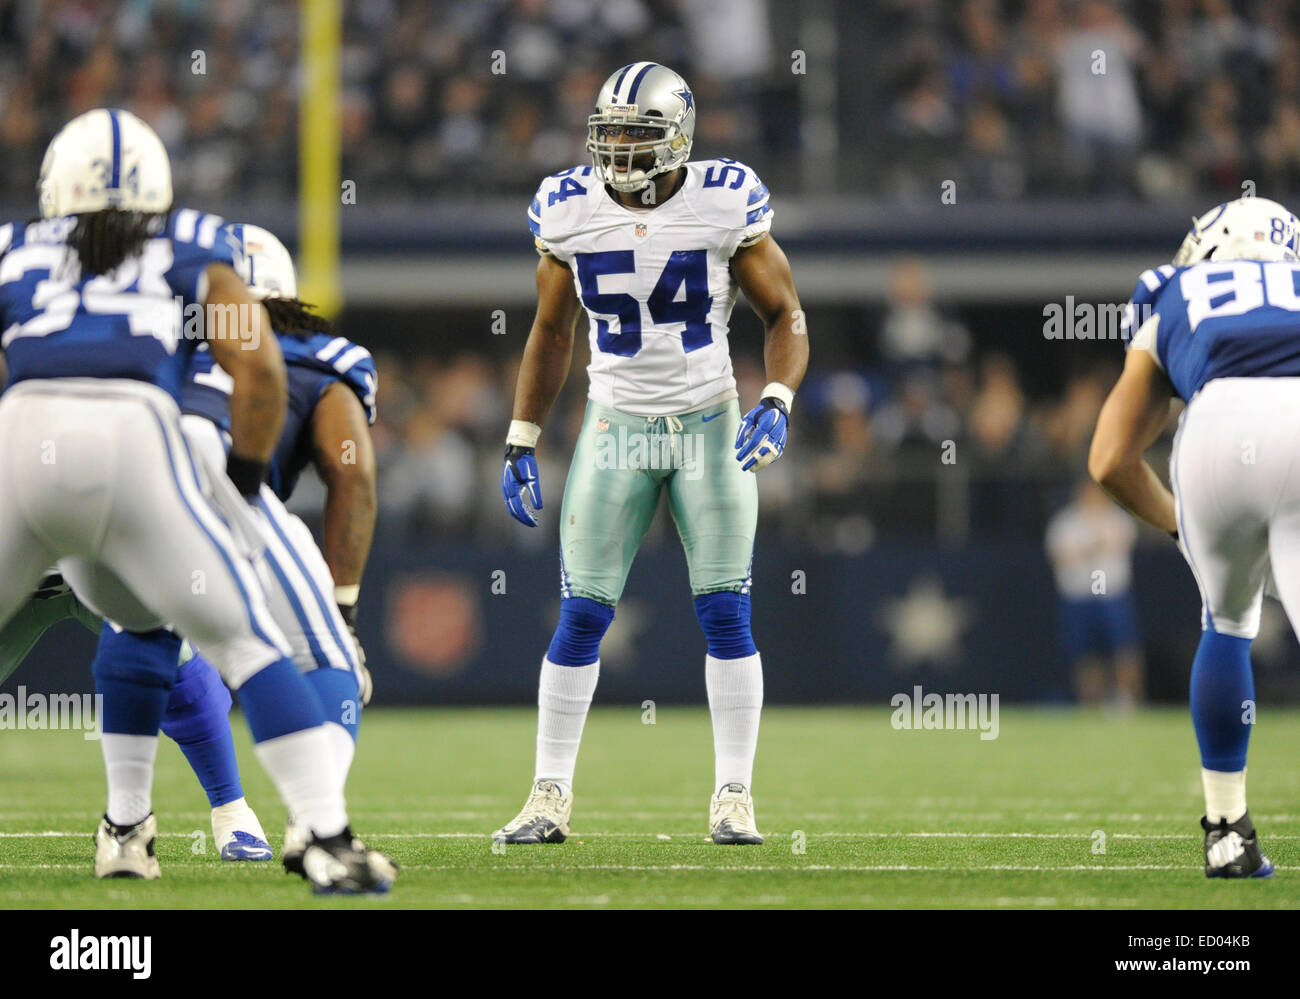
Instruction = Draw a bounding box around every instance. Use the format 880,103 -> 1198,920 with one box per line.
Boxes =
1190,630 -> 1255,772
237,658 -> 327,743
160,654 -> 243,808
305,668 -> 362,742
91,624 -> 180,736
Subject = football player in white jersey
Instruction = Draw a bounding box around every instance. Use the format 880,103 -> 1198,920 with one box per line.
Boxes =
495,63 -> 808,844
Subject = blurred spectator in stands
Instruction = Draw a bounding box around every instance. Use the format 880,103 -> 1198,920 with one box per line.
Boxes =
878,257 -> 971,378
380,397 -> 477,537
962,95 -> 1026,200
1185,73 -> 1244,194
810,371 -> 877,554
949,0 -> 1016,110
1045,366 -> 1110,472
968,352 -> 1028,463
1055,0 -> 1144,195
1045,478 -> 1144,708
874,368 -> 961,460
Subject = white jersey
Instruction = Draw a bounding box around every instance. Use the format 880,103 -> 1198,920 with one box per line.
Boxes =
528,158 -> 773,417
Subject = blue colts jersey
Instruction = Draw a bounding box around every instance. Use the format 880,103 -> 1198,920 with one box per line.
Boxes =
182,331 -> 377,502
1124,260 -> 1300,401
0,209 -> 238,404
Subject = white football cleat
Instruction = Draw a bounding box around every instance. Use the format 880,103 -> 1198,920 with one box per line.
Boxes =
94,813 -> 162,879
493,779 -> 573,844
709,783 -> 763,844
211,798 -> 273,861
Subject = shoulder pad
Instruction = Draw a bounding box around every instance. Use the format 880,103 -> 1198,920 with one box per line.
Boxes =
529,166 -> 598,247
170,208 -> 234,252
285,333 -> 378,425
1120,264 -> 1177,341
688,159 -> 772,239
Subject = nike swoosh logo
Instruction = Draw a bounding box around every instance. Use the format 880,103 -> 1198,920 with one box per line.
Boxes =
701,412 -> 723,422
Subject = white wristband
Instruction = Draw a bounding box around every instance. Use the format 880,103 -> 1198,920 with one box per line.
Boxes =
335,584 -> 360,606
760,381 -> 795,413
506,419 -> 542,448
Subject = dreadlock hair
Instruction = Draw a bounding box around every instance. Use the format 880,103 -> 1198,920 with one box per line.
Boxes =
263,296 -> 336,337
69,208 -> 169,276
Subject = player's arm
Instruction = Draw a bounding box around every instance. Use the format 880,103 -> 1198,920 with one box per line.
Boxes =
732,234 -> 808,393
730,234 -> 808,470
202,261 -> 285,495
501,253 -> 581,526
310,381 -> 377,592
513,253 -> 581,428
310,380 -> 377,702
1088,346 -> 1177,535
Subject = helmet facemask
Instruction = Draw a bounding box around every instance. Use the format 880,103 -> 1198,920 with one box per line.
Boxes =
586,110 -> 688,193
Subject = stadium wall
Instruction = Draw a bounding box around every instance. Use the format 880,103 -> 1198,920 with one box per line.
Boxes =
11,541 -> 1299,707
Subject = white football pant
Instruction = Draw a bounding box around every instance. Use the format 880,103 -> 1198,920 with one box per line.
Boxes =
0,378 -> 291,689
1172,376 -> 1300,640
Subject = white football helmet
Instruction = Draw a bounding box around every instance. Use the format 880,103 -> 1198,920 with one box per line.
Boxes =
1173,196 -> 1300,266
227,223 -> 297,300
38,108 -> 172,219
587,62 -> 695,192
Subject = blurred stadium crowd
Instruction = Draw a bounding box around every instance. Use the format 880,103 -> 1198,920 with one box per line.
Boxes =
0,0 -> 1296,202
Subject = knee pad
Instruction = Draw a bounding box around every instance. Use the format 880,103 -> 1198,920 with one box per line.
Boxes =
305,668 -> 362,741
546,597 -> 615,666
693,591 -> 757,659
161,655 -> 232,744
91,624 -> 182,689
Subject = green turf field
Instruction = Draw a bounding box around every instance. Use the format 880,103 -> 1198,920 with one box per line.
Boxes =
1,706 -> 1297,908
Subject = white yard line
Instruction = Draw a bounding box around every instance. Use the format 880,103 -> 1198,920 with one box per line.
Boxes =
4,829 -> 1300,840
0,862 -> 1250,873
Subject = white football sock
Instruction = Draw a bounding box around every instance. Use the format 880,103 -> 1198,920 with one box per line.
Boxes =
535,657 -> 599,795
102,733 -> 158,827
254,725 -> 348,838
1202,767 -> 1247,824
326,721 -> 356,790
706,653 -> 764,793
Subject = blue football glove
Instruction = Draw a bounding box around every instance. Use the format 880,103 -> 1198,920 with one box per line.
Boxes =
735,397 -> 789,471
502,444 -> 543,526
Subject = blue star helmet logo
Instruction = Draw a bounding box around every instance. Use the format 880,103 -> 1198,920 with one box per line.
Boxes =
675,87 -> 693,113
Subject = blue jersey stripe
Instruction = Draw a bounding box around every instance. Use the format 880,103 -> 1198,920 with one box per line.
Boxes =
261,497 -> 358,673
146,403 -> 280,651
747,183 -> 770,206
745,203 -> 772,225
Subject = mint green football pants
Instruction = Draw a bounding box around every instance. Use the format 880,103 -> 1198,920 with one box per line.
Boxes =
0,589 -> 101,686
558,399 -> 758,605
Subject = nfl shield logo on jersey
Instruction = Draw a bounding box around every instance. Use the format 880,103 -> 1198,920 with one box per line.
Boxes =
634,223 -> 647,239
596,417 -> 610,433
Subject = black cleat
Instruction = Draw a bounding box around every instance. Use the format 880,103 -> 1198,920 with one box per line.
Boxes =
1202,812 -> 1274,879
301,826 -> 396,895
